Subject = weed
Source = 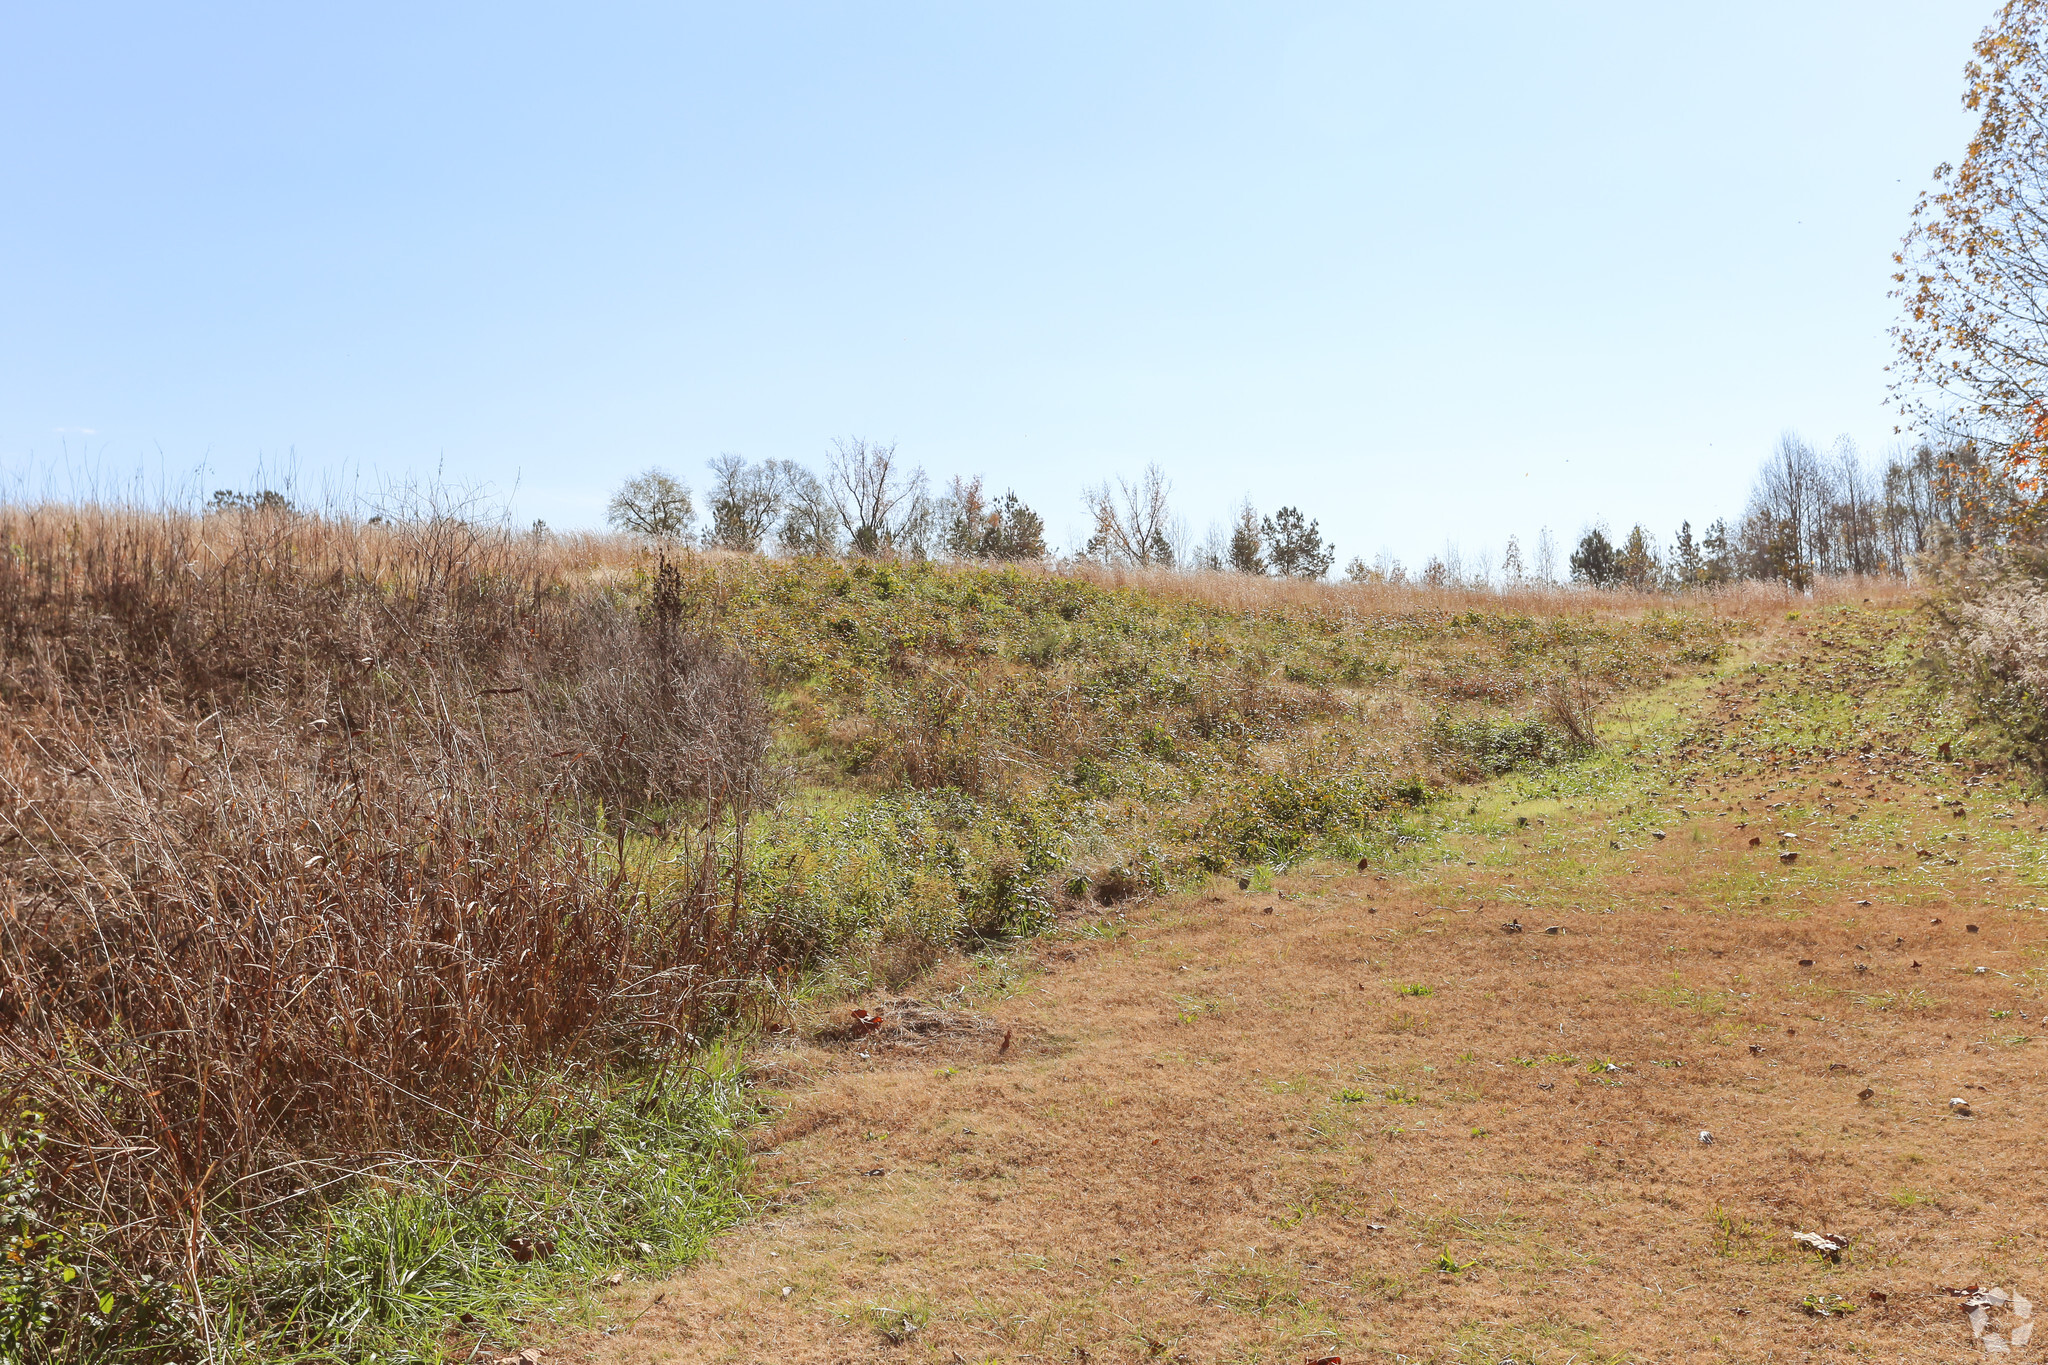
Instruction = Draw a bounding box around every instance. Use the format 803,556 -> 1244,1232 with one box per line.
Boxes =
1652,977 -> 1737,1015
1708,1205 -> 1762,1257
859,1300 -> 931,1344
1204,1260 -> 1305,1315
1856,988 -> 1937,1012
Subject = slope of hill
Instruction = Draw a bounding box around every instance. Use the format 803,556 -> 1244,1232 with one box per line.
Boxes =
0,504 -> 1912,1361
588,602 -> 2047,1365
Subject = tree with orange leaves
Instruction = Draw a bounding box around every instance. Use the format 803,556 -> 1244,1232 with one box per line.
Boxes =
1893,0 -> 2048,517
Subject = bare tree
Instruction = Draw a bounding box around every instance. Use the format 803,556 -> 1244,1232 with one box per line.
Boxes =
1828,438 -> 1884,574
826,437 -> 932,556
606,467 -> 695,540
1500,535 -> 1526,585
1740,432 -> 1831,587
777,464 -> 840,557
1535,528 -> 1558,584
1082,464 -> 1176,567
704,454 -> 796,552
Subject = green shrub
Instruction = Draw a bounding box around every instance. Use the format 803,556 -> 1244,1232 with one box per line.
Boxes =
1427,713 -> 1583,780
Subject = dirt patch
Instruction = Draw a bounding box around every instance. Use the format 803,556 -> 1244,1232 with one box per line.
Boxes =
810,997 -> 1007,1060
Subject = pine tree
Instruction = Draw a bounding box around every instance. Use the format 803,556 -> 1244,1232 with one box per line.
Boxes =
1617,524 -> 1659,590
1569,528 -> 1619,587
1227,500 -> 1265,574
1671,521 -> 1703,587
1700,519 -> 1734,584
1261,507 -> 1334,579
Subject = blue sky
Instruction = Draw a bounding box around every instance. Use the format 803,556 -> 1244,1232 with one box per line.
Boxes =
0,2 -> 1992,566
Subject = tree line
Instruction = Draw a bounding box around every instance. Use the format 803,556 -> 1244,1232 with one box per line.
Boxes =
1561,434 -> 1991,591
605,431 -> 1981,588
606,444 -> 1342,578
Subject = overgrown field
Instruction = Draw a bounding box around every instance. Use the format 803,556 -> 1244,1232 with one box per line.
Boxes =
590,599 -> 2048,1365
0,503 -> 1840,1360
678,551 -> 1747,981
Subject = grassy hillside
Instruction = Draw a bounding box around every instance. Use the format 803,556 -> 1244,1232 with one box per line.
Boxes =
588,599 -> 2048,1365
686,553 -> 1745,978
0,503 -> 1863,1360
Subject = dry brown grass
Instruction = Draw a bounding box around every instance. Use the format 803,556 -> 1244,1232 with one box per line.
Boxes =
585,610 -> 2047,1365
0,501 -> 771,1289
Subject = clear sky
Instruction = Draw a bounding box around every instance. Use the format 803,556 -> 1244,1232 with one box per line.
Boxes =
0,2 -> 1994,567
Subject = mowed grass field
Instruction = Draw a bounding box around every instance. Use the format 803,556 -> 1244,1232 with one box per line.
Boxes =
583,604 -> 2048,1365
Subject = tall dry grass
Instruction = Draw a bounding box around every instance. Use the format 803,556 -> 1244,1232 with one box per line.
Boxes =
1923,542 -> 2048,771
0,502 -> 771,1290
